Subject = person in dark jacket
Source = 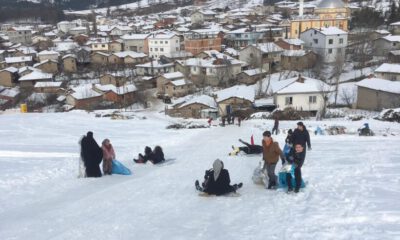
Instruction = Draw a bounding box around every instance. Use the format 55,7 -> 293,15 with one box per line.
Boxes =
272,117 -> 279,135
134,146 -> 153,163
291,122 -> 311,153
80,131 -> 103,177
286,143 -> 306,193
230,139 -> 263,155
151,146 -> 165,164
285,129 -> 293,146
195,159 -> 242,195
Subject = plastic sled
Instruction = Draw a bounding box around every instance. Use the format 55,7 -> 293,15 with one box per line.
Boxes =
112,160 -> 132,175
278,165 -> 305,188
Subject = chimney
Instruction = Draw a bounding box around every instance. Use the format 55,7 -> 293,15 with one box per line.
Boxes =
299,0 -> 304,17
297,74 -> 304,83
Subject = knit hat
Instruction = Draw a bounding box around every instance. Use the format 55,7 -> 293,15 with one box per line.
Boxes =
213,159 -> 224,181
263,131 -> 271,137
297,122 -> 304,127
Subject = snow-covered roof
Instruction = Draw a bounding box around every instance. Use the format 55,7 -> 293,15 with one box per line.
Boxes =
19,71 -> 53,81
215,85 -> 255,102
5,56 -> 32,63
224,48 -> 239,56
243,69 -> 267,76
0,87 -> 20,98
390,21 -> 400,26
70,84 -> 102,100
318,27 -> 347,36
381,35 -> 400,42
121,34 -> 150,40
162,72 -> 184,80
1,67 -> 18,73
356,78 -> 400,94
38,50 -> 60,56
34,82 -> 63,88
136,61 -> 174,68
62,54 -> 77,59
168,79 -> 188,86
282,50 -> 308,57
276,76 -> 332,94
317,0 -> 345,9
180,95 -> 217,109
250,43 -> 283,53
374,63 -> 400,74
94,84 -> 137,94
148,32 -> 177,39
282,38 -> 304,46
113,51 -> 147,58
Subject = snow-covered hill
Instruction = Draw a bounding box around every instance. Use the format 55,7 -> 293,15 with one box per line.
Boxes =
0,111 -> 399,239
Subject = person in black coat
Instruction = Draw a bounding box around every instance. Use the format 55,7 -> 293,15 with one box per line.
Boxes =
286,143 -> 306,193
81,131 -> 103,177
285,129 -> 293,146
134,146 -> 153,163
195,159 -> 242,196
151,146 -> 165,164
291,122 -> 311,153
231,139 -> 262,155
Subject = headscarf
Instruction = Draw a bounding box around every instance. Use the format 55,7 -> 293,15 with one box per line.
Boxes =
213,159 -> 224,181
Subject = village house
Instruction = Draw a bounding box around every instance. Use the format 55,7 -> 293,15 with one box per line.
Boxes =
94,83 -> 137,106
34,81 -> 64,94
214,85 -> 255,117
190,10 -> 217,25
389,21 -> 400,35
157,72 -> 185,94
109,40 -> 124,53
274,76 -> 332,115
5,56 -> 33,68
89,39 -> 110,52
148,32 -> 181,59
374,63 -> 400,81
33,59 -> 59,74
184,29 -> 223,55
66,84 -> 103,110
300,27 -> 348,63
237,68 -> 268,85
121,34 -> 150,53
110,26 -> 134,37
356,78 -> 400,111
91,52 -> 110,65
136,60 -> 175,76
100,73 -> 128,86
57,21 -> 78,33
108,51 -> 148,65
164,79 -> 194,98
38,50 -> 60,62
68,26 -> 88,36
6,27 -> 32,44
373,35 -> 400,56
62,54 -> 78,73
0,67 -> 19,87
280,50 -> 317,71
388,50 -> 400,63
275,38 -> 304,50
239,43 -> 283,71
167,95 -> 217,119
0,87 -> 20,109
18,71 -> 53,88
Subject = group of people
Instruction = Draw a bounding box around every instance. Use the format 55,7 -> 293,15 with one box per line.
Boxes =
221,115 -> 242,127
197,121 -> 311,195
79,131 -> 165,178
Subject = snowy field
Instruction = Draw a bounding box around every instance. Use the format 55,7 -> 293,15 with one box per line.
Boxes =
0,111 -> 400,240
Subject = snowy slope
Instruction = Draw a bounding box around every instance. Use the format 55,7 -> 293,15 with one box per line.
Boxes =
0,111 -> 400,239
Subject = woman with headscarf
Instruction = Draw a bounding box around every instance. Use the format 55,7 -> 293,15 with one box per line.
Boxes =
195,159 -> 243,196
81,131 -> 103,177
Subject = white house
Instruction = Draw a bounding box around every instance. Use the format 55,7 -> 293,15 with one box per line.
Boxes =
300,27 -> 348,63
121,34 -> 150,53
38,50 -> 60,62
275,75 -> 332,113
190,10 -> 217,25
57,21 -> 78,33
374,63 -> 400,81
6,27 -> 32,44
373,35 -> 400,56
68,26 -> 88,36
148,32 -> 181,60
110,26 -> 133,36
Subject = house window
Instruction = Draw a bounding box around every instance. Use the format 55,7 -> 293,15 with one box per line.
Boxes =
155,48 -> 158,51
160,48 -> 164,52
339,38 -> 343,44
393,43 -> 397,47
155,41 -> 158,44
102,44 -> 106,47
150,48 -> 153,51
285,97 -> 293,105
313,39 -> 318,44
328,39 -> 333,44
176,47 -> 179,51
165,41 -> 169,44
176,40 -> 178,43
328,49 -> 333,54
309,96 -> 317,103
338,48 -> 342,53
160,41 -> 163,44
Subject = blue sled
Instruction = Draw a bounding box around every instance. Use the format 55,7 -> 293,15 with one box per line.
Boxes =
112,160 -> 132,175
283,144 -> 291,159
278,166 -> 306,188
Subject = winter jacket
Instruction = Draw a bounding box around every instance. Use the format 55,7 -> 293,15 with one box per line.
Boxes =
81,136 -> 103,177
287,148 -> 306,168
291,128 -> 311,148
273,119 -> 279,128
152,148 -> 165,164
204,169 -> 234,196
102,144 -> 115,161
262,139 -> 284,164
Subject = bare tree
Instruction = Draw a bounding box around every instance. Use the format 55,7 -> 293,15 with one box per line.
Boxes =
332,56 -> 345,106
339,87 -> 356,108
318,81 -> 333,119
